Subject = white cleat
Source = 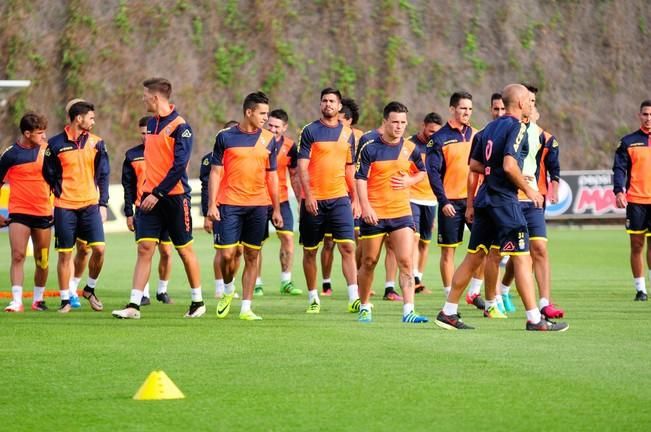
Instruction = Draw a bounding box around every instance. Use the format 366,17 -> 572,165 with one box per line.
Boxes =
112,306 -> 141,319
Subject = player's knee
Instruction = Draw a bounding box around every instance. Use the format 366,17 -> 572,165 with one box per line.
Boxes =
91,244 -> 105,257
530,241 -> 547,259
361,254 -> 379,270
242,248 -> 259,263
137,242 -> 156,257
631,236 -> 645,253
158,245 -> 173,260
11,248 -> 26,263
337,242 -> 355,255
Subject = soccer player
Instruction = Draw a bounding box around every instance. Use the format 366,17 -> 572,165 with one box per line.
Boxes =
434,83 -> 568,331
298,88 -> 360,314
498,85 -> 564,318
121,115 -> 173,305
355,101 -> 429,323
207,91 -> 282,321
490,93 -> 505,119
426,91 -> 484,308
1,113 -> 52,312
200,120 -> 240,300
255,109 -> 302,296
407,112 -> 443,295
112,77 -> 204,319
43,101 -> 108,313
320,98 -> 363,296
613,99 -> 651,301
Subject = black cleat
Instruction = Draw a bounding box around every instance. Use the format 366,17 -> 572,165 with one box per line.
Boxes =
526,318 -> 569,332
634,291 -> 648,301
141,296 -> 151,306
156,292 -> 173,304
434,311 -> 475,330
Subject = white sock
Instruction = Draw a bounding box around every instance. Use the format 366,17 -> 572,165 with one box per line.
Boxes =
143,283 -> 151,298
33,286 -> 45,302
60,290 -> 70,301
361,303 -> 371,312
500,283 -> 511,295
87,277 -> 97,289
442,302 -> 458,316
539,297 -> 550,309
157,280 -> 169,294
469,278 -> 483,296
347,284 -> 359,300
191,287 -> 203,302
241,299 -> 252,313
634,277 -> 646,293
526,308 -> 542,324
255,277 -> 263,286
224,281 -> 235,295
69,277 -> 81,296
308,289 -> 320,304
385,281 -> 395,289
403,303 -> 414,316
443,286 -> 451,298
323,278 -> 331,284
413,270 -> 422,279
215,279 -> 225,296
496,294 -> 504,309
280,272 -> 291,282
485,298 -> 497,310
130,289 -> 143,306
11,285 -> 22,304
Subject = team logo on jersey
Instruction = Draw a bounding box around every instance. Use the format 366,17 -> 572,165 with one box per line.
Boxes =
427,140 -> 434,148
44,148 -> 51,157
203,158 -> 210,166
181,129 -> 192,139
518,238 -> 525,250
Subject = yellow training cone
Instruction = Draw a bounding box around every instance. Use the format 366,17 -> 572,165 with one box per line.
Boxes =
133,370 -> 185,400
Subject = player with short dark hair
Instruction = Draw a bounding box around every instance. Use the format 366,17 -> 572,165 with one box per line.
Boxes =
613,99 -> 651,301
1,112 -> 52,312
298,88 -> 360,314
356,101 -> 429,323
207,91 -> 282,321
43,101 -> 109,313
490,93 -> 505,119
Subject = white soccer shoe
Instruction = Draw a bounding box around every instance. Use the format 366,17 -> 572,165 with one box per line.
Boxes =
112,306 -> 141,319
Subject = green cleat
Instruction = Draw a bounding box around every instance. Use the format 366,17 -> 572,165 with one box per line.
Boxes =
483,305 -> 508,319
358,308 -> 372,323
280,280 -> 303,295
216,293 -> 234,319
254,284 -> 264,296
239,310 -> 263,321
306,301 -> 321,314
348,298 -> 361,313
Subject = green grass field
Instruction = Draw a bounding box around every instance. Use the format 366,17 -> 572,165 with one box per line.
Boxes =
1,227 -> 650,431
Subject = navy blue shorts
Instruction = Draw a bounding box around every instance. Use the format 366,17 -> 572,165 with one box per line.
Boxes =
359,215 -> 415,239
215,204 -> 268,249
410,203 -> 437,242
437,199 -> 470,247
54,205 -> 104,251
136,194 -> 193,248
275,201 -> 294,234
9,213 -> 53,230
134,209 -> 171,244
520,201 -> 547,240
467,204 -> 529,255
299,196 -> 354,249
626,203 -> 651,235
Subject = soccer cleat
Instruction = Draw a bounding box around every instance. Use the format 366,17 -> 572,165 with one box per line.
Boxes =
383,290 -> 403,301
140,296 -> 151,306
322,287 -> 333,297
415,284 -> 433,295
69,294 -> 81,309
402,312 -> 429,323
254,285 -> 264,296
82,287 -> 103,311
216,293 -> 234,318
358,308 -> 372,323
58,302 -> 72,314
502,293 -> 516,312
634,291 -> 648,301
526,318 -> 569,332
306,301 -> 321,314
541,304 -> 565,319
4,301 -> 24,312
239,310 -> 263,321
112,305 -> 141,319
280,281 -> 303,295
466,292 -> 485,310
496,298 -> 506,314
156,292 -> 173,304
434,311 -> 475,330
483,305 -> 508,319
348,298 -> 361,313
31,301 -> 48,311
184,301 -> 206,318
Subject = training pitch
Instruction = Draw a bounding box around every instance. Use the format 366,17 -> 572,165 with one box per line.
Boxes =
1,227 -> 650,431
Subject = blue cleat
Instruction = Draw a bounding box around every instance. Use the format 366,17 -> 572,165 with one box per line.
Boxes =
358,308 -> 372,323
503,293 -> 516,313
69,294 -> 81,309
402,312 -> 429,323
